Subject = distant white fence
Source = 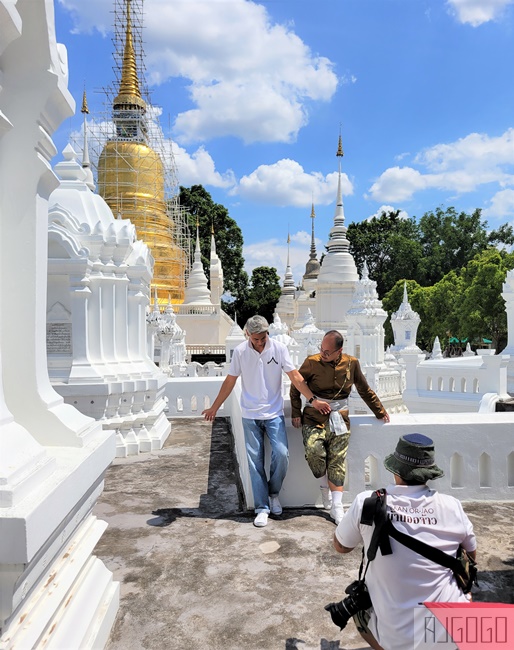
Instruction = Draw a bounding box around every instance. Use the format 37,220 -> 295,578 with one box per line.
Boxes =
403,352 -> 510,413
165,376 -> 514,507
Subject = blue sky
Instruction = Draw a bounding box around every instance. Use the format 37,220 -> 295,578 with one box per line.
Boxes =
53,0 -> 514,285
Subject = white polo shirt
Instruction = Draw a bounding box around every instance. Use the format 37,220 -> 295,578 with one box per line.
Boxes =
335,484 -> 476,650
229,337 -> 295,420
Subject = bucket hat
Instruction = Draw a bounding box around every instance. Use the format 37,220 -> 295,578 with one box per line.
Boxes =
383,433 -> 444,482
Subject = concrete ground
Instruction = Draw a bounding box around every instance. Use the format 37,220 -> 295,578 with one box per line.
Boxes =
93,417 -> 514,650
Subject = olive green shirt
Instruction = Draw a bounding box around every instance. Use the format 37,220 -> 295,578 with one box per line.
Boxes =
290,353 -> 387,429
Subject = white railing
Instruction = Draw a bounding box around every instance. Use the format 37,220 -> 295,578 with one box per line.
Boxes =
404,353 -> 510,413
186,344 -> 226,356
174,305 -> 219,316
166,376 -> 514,507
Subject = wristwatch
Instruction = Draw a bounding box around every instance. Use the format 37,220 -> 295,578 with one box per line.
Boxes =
308,396 -> 317,404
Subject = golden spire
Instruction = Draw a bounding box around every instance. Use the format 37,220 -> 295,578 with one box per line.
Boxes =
310,202 -> 315,219
114,0 -> 146,111
336,132 -> 344,158
211,222 -> 214,235
81,88 -> 89,114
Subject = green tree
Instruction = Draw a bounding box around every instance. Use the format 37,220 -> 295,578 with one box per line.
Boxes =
417,207 -> 489,285
179,185 -> 248,312
348,206 -> 514,299
237,266 -> 282,326
348,210 -> 423,297
383,249 -> 514,353
456,248 -> 514,351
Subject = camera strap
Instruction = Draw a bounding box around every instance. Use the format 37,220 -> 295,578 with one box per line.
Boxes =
358,488 -> 393,580
360,488 -> 473,589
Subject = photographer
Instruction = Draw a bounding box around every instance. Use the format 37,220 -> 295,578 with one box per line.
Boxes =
331,433 -> 477,650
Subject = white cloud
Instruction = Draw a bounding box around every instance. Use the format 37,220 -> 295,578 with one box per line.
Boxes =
446,0 -> 514,26
59,0 -> 338,145
234,159 -> 353,207
170,144 -> 236,189
483,189 -> 514,218
57,0 -> 111,35
368,129 -> 514,203
367,167 -> 427,203
244,233 -> 320,284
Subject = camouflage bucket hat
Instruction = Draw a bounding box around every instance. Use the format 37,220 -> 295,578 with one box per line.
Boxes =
383,433 -> 444,482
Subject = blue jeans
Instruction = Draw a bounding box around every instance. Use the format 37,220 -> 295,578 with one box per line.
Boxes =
242,416 -> 289,513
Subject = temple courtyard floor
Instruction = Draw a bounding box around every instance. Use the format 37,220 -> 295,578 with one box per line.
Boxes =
92,417 -> 514,650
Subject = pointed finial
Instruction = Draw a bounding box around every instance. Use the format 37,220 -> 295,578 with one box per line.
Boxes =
211,222 -> 214,235
336,131 -> 344,158
113,0 -> 146,111
81,88 -> 89,114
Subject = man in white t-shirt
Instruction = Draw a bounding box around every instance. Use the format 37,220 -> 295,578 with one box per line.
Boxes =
331,433 -> 477,650
203,315 -> 331,528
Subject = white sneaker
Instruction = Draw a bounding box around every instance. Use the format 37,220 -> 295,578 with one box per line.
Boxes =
254,512 -> 269,527
269,495 -> 283,515
320,486 -> 332,509
330,502 -> 345,525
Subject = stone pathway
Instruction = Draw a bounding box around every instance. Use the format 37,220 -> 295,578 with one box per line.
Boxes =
92,417 -> 514,650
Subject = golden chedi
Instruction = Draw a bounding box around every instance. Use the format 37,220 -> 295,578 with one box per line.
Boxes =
97,0 -> 186,303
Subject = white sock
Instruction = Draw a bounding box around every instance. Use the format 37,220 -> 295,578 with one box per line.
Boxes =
319,473 -> 329,489
331,490 -> 343,505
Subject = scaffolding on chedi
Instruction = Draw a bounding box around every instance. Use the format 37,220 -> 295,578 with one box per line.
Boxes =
86,0 -> 191,304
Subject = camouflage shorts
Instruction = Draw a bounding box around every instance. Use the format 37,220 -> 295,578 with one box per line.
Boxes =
301,423 -> 350,487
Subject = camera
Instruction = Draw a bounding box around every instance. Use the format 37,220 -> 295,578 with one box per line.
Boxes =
324,580 -> 372,631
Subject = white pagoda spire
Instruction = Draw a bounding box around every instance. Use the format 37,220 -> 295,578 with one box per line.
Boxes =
390,282 -> 421,352
346,260 -> 387,365
80,89 -> 95,191
315,132 -> 359,332
302,202 -> 320,290
182,223 -> 212,305
281,231 -> 296,297
209,224 -> 224,305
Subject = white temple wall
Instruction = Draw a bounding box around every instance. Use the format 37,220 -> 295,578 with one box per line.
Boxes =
167,376 -> 514,505
402,351 -> 510,413
315,281 -> 356,333
175,307 -> 233,345
0,1 -> 118,645
47,148 -> 171,458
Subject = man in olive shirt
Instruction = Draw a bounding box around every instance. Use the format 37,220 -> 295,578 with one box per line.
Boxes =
290,330 -> 389,524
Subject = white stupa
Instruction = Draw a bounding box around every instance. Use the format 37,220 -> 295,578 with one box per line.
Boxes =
47,141 -> 171,457
209,224 -> 224,306
346,261 -> 388,367
182,224 -> 212,305
275,233 -> 296,329
315,134 -> 359,333
175,225 -> 234,346
390,282 -> 422,354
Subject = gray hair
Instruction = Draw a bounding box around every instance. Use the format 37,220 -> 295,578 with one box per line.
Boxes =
244,315 -> 269,335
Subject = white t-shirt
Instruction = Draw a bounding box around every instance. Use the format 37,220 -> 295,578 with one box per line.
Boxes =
335,484 -> 476,650
228,337 -> 295,419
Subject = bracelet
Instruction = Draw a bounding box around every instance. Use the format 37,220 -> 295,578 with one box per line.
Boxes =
308,395 -> 317,404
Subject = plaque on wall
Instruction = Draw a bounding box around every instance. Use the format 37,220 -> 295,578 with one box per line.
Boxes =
47,322 -> 73,355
